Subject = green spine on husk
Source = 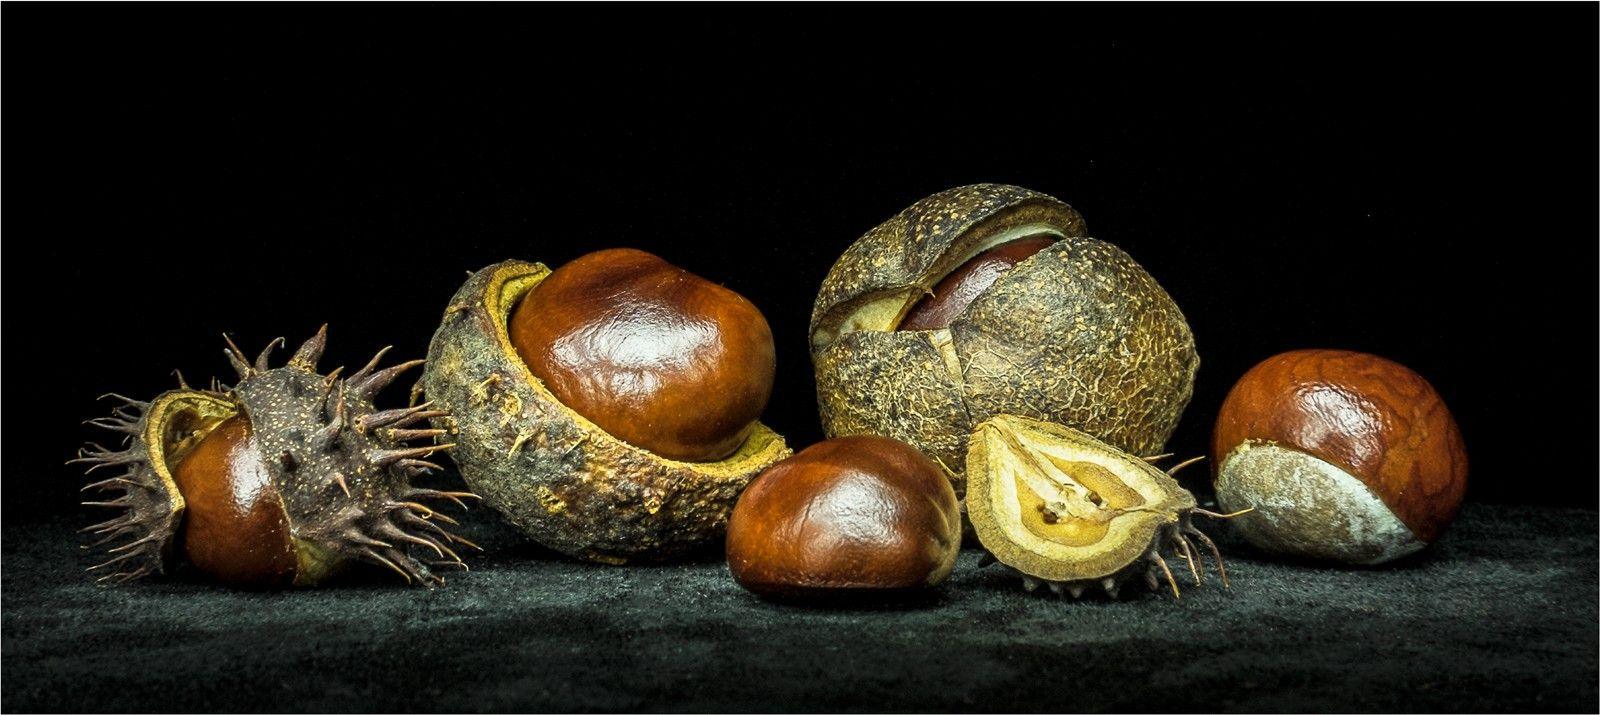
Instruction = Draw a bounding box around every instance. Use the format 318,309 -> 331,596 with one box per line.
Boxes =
74,327 -> 478,586
422,260 -> 791,564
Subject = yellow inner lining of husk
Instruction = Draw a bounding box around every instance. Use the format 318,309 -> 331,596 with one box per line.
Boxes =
969,414 -> 1189,581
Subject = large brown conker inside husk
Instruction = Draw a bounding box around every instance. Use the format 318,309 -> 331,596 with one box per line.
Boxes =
75,327 -> 474,588
809,184 -> 1198,499
507,248 -> 775,463
1212,349 -> 1468,565
423,259 -> 790,564
726,435 -> 961,600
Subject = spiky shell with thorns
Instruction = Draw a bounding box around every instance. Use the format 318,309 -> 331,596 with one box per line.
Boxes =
73,327 -> 479,587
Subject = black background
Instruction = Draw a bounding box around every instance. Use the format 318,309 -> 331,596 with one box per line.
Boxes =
9,5 -> 1598,522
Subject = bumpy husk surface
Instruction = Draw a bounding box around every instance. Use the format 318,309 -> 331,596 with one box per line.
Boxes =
810,184 -> 1197,495
423,260 -> 791,564
76,329 -> 473,586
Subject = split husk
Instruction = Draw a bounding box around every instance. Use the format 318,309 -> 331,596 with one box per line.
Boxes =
810,184 -> 1198,497
422,260 -> 791,563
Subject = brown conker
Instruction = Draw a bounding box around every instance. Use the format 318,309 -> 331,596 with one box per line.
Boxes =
508,248 -> 776,463
171,415 -> 298,588
725,435 -> 961,600
899,235 -> 1058,331
1212,349 -> 1468,564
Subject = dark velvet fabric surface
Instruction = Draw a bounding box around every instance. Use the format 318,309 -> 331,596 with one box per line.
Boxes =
4,501 -> 1595,713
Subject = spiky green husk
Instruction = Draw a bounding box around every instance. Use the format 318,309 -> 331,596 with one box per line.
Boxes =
422,261 -> 791,564
810,184 -> 1198,494
75,327 -> 476,587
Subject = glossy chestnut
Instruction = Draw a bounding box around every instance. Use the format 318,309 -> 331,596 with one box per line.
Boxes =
725,435 -> 961,600
1212,349 -> 1468,564
508,248 -> 776,463
171,415 -> 298,588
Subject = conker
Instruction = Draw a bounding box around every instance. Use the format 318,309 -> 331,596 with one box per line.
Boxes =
725,435 -> 961,600
424,259 -> 791,563
171,415 -> 298,588
1212,349 -> 1468,565
75,328 -> 474,588
810,184 -> 1197,497
508,248 -> 776,463
899,235 -> 1058,331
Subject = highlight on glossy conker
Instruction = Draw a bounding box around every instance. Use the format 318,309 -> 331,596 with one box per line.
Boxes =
809,184 -> 1198,499
74,327 -> 477,588
508,248 -> 775,462
1212,349 -> 1468,565
725,435 -> 961,600
966,414 -> 1233,599
423,256 -> 790,564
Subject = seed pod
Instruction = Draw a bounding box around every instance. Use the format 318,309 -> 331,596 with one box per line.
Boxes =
810,184 -> 1198,497
423,260 -> 791,563
73,327 -> 475,587
966,414 -> 1233,599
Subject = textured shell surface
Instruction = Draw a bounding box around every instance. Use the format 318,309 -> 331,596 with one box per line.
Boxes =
76,328 -> 474,586
423,261 -> 790,564
1216,441 -> 1426,565
810,184 -> 1197,487
966,414 -> 1226,599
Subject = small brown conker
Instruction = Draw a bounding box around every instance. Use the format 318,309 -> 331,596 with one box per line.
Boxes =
508,248 -> 776,463
170,415 -> 298,588
725,435 -> 961,600
1212,349 -> 1468,565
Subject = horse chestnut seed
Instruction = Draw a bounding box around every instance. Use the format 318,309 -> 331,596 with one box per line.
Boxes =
899,235 -> 1058,331
725,435 -> 961,600
507,248 -> 776,463
1213,349 -> 1468,565
171,415 -> 299,587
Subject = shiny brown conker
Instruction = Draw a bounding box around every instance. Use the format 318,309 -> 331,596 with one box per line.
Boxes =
508,248 -> 776,463
725,435 -> 961,600
171,415 -> 299,588
1212,349 -> 1468,564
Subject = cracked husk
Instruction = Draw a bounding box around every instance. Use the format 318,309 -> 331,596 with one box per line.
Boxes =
810,184 -> 1198,497
422,260 -> 791,563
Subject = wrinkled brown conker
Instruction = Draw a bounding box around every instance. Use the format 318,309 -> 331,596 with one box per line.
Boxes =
508,248 -> 776,463
899,235 -> 1058,331
725,435 -> 961,600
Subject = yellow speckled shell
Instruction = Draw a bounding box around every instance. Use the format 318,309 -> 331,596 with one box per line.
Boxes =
423,260 -> 791,563
810,184 -> 1197,495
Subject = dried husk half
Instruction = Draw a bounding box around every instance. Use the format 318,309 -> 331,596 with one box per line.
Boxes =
423,260 -> 791,563
966,414 -> 1227,599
